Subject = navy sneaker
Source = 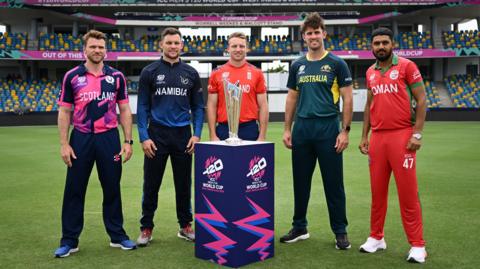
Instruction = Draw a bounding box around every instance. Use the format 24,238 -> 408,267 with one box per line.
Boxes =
54,245 -> 79,258
110,239 -> 137,250
279,228 -> 310,243
335,234 -> 352,250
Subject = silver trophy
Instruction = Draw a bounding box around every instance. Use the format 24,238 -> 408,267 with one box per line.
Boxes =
223,78 -> 243,144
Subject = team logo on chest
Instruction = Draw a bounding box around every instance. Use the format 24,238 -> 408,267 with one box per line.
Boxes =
320,65 -> 332,73
390,69 -> 399,80
369,73 -> 376,81
180,76 -> 190,85
247,71 -> 252,80
105,75 -> 114,85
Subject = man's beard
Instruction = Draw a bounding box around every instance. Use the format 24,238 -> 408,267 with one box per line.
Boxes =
87,54 -> 104,64
374,49 -> 392,62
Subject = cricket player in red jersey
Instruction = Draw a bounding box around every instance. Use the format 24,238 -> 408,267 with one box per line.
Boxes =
358,27 -> 428,263
207,32 -> 268,141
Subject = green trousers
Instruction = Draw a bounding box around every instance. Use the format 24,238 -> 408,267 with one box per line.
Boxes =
291,116 -> 348,235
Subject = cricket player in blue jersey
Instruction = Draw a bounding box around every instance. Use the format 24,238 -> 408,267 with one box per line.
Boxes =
136,27 -> 204,246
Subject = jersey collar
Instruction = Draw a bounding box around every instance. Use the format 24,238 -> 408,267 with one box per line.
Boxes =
374,54 -> 398,70
160,57 -> 181,67
78,63 -> 114,76
306,51 -> 329,62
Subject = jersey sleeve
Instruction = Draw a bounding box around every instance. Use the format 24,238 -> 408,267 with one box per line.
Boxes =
136,68 -> 152,142
286,61 -> 298,90
190,71 -> 205,138
58,72 -> 74,108
366,68 -> 372,90
207,71 -> 219,94
116,72 -> 129,104
336,59 -> 353,88
255,69 -> 267,93
405,61 -> 424,87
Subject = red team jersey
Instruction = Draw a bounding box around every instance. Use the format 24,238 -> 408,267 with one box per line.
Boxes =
366,55 -> 424,131
208,62 -> 266,123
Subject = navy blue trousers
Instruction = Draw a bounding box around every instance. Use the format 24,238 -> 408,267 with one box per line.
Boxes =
60,128 -> 128,247
291,116 -> 348,235
216,120 -> 259,141
140,123 -> 193,230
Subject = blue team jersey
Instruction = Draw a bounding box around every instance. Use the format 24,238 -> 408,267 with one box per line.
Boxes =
137,58 -> 205,142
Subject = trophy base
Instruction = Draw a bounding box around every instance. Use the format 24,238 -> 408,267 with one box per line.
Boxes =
225,137 -> 243,145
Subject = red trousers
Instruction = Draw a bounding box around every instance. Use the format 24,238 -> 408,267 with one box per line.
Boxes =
368,128 -> 425,247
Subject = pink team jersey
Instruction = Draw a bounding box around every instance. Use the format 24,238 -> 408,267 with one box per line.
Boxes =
58,64 -> 129,134
366,55 -> 424,131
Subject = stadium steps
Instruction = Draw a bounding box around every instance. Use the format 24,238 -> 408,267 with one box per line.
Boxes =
435,81 -> 454,107
433,36 -> 444,49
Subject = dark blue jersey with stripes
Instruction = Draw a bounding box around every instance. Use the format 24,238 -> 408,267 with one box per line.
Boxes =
137,58 -> 205,142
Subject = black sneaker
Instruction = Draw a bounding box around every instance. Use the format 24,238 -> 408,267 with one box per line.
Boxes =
335,234 -> 351,250
279,228 -> 310,243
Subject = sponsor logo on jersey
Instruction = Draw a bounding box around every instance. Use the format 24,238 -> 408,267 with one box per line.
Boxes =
390,69 -> 399,80
156,74 -> 165,84
222,72 -> 229,79
298,65 -> 306,75
369,73 -> 376,81
371,83 -> 399,95
247,71 -> 252,80
320,65 -> 332,73
246,156 -> 268,192
105,75 -> 115,85
298,74 -> 328,83
76,76 -> 87,87
412,70 -> 421,80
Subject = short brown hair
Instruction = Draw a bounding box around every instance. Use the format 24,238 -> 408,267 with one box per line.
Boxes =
161,27 -> 182,41
82,30 -> 107,47
228,32 -> 247,43
300,12 -> 326,33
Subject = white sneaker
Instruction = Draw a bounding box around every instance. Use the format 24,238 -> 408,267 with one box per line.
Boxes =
407,246 -> 427,263
359,237 -> 387,253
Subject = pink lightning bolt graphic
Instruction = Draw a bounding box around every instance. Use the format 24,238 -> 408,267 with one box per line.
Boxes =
233,197 -> 274,260
195,194 -> 237,265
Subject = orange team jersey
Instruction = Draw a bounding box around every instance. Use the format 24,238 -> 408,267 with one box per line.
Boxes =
208,61 -> 266,123
366,55 -> 424,131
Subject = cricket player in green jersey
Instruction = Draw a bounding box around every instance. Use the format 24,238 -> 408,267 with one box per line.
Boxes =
280,12 -> 353,250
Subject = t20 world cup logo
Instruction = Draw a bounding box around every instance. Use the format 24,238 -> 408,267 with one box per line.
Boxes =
203,156 -> 224,181
246,156 -> 267,181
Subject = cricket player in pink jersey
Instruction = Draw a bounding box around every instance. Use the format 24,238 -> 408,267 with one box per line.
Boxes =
359,27 -> 428,263
54,30 -> 136,258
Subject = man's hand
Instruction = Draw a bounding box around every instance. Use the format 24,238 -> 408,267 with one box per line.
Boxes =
119,143 -> 133,163
335,131 -> 349,153
60,144 -> 77,167
359,137 -> 369,155
407,136 -> 422,151
186,136 -> 200,154
283,130 -> 292,149
142,139 -> 157,158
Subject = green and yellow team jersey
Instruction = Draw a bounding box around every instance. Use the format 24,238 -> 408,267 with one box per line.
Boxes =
287,52 -> 353,118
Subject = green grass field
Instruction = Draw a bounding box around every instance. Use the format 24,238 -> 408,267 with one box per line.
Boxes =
0,122 -> 479,269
